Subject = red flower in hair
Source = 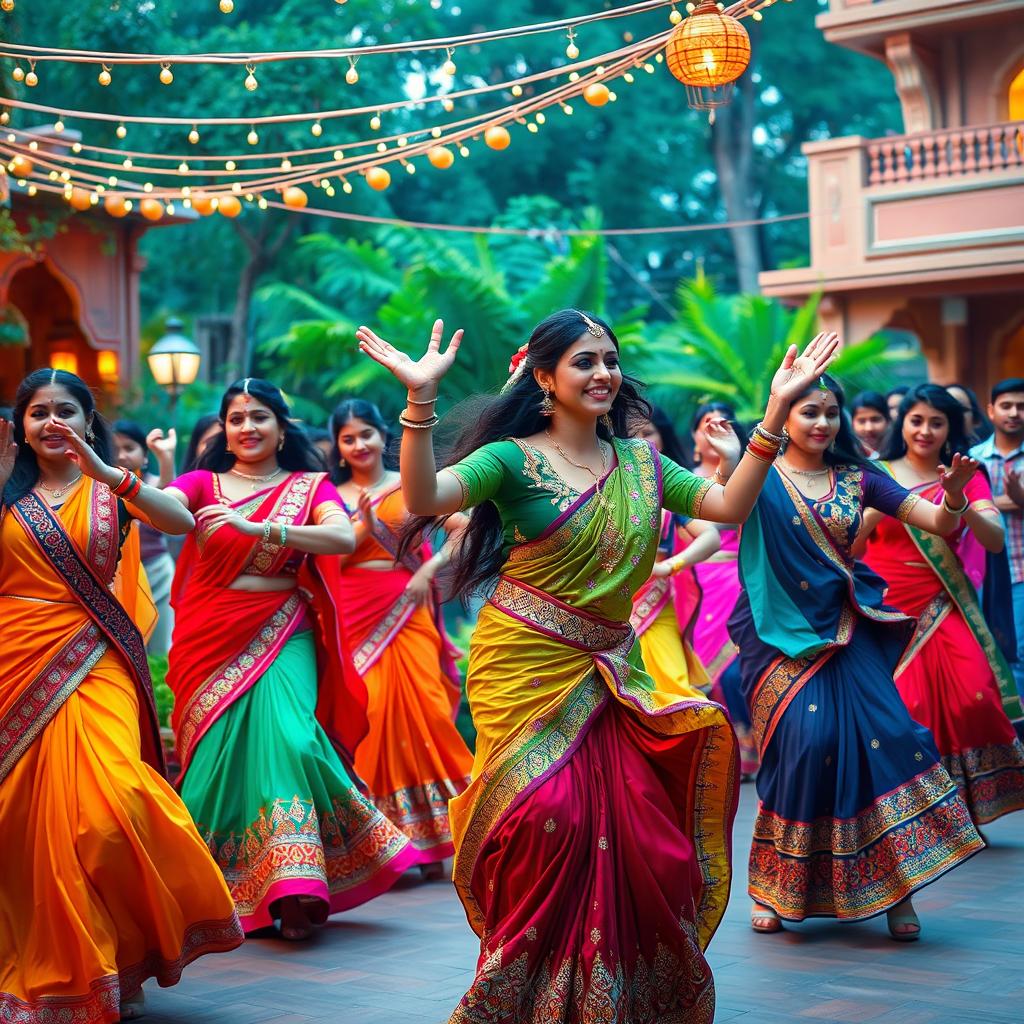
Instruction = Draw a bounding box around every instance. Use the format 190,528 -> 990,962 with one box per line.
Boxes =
508,343 -> 529,375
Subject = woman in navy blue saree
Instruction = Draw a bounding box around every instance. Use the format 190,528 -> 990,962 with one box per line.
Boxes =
730,375 -> 984,941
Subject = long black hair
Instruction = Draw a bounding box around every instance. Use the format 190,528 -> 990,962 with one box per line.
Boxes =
327,398 -> 396,484
195,378 -> 324,473
182,412 -> 221,471
2,368 -> 114,507
403,309 -> 650,601
882,383 -> 969,462
639,404 -> 689,465
787,373 -> 874,470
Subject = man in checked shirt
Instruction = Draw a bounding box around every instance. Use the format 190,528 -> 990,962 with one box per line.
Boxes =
972,378 -> 1024,697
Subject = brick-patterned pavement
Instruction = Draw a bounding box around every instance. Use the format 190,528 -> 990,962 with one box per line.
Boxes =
145,783 -> 1024,1023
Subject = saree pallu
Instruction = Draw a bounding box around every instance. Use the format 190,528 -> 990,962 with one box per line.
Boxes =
865,476 -> 1024,825
631,511 -> 708,703
341,488 -> 472,860
449,443 -> 737,1024
0,479 -> 241,1024
730,466 -> 983,921
694,528 -> 759,776
168,471 -> 417,932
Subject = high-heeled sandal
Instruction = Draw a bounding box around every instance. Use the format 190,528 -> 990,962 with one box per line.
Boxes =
751,903 -> 783,933
886,902 -> 921,942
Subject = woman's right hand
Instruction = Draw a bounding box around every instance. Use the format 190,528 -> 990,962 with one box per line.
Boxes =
0,419 -> 17,492
356,318 -> 463,395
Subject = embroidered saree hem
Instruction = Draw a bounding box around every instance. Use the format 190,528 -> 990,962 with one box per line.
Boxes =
943,740 -> 1024,825
750,767 -> 982,921
372,779 -> 468,856
0,916 -> 242,1024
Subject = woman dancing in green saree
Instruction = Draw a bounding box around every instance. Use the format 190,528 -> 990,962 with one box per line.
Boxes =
356,310 -> 838,1022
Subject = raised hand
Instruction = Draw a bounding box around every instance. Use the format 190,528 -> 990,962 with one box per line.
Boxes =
0,419 -> 17,492
356,486 -> 375,526
937,453 -> 979,502
49,421 -> 112,482
704,417 -> 741,471
146,427 -> 177,460
356,318 -> 463,395
769,332 -> 841,405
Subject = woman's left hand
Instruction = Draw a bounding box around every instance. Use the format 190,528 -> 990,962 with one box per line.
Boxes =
704,417 -> 741,470
404,569 -> 432,607
650,559 -> 676,580
194,503 -> 260,537
938,453 -> 979,503
768,332 -> 841,404
50,420 -> 114,482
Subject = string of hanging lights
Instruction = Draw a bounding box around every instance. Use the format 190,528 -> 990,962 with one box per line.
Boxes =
0,0 -> 779,218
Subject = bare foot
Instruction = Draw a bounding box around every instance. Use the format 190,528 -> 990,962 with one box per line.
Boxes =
278,895 -> 313,941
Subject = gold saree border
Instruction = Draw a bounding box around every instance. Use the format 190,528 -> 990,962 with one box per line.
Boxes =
943,738 -> 1024,825
351,591 -> 416,675
0,621 -> 106,785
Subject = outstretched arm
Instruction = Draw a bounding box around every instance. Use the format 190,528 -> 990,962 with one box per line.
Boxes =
356,318 -> 465,517
697,333 -> 841,525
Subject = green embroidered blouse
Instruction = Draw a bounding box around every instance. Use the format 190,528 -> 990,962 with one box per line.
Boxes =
446,437 -> 713,554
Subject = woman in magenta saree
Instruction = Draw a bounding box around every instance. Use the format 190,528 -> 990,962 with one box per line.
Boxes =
357,310 -> 840,1021
730,375 -> 984,940
859,384 -> 1024,826
166,379 -> 417,941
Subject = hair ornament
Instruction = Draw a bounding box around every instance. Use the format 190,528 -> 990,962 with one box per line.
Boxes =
577,310 -> 604,338
500,343 -> 531,395
817,376 -> 829,392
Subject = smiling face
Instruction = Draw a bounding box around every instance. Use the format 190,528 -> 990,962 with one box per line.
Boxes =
335,415 -> 386,474
22,384 -> 91,465
536,333 -> 621,421
851,405 -> 888,451
901,401 -> 949,461
785,389 -> 841,457
989,390 -> 1024,441
223,394 -> 283,464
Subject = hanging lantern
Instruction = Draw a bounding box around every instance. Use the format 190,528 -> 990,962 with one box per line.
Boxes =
365,166 -> 391,191
104,195 -> 128,218
67,187 -> 93,211
428,146 -> 454,170
140,197 -> 165,221
218,194 -> 242,218
583,82 -> 610,107
665,0 -> 751,118
484,125 -> 511,151
282,186 -> 308,209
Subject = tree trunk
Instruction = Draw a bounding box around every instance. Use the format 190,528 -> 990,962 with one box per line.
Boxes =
711,70 -> 762,294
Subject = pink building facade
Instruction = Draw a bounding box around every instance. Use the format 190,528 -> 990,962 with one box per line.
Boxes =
760,0 -> 1024,391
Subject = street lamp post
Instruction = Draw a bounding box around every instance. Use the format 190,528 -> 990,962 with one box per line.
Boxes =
147,318 -> 201,415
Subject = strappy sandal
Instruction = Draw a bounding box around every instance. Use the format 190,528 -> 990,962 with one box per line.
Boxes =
751,903 -> 783,933
886,900 -> 921,942
119,990 -> 145,1021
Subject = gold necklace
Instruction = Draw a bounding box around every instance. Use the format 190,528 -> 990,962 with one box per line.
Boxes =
544,430 -> 609,497
229,466 -> 282,491
38,474 -> 83,499
779,459 -> 829,479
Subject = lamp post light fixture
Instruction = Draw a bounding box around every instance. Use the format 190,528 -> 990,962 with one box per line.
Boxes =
147,317 -> 200,412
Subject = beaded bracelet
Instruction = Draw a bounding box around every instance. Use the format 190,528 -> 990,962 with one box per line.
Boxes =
279,523 -> 289,546
399,412 -> 440,430
263,520 -> 273,543
406,395 -> 438,406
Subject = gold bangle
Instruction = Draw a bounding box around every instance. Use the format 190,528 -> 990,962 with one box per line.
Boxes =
406,394 -> 438,406
714,467 -> 729,485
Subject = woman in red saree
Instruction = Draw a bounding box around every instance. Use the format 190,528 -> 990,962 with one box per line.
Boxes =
329,399 -> 472,877
0,369 -> 242,1024
858,384 -> 1024,826
166,379 -> 418,942
357,311 -> 839,1021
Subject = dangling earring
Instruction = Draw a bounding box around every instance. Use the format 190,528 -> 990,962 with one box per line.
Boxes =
540,387 -> 554,417
601,413 -> 614,434
86,428 -> 95,443
338,456 -> 346,468
278,435 -> 285,452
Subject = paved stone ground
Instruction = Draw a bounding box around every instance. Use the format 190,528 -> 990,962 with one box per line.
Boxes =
146,784 -> 1024,1023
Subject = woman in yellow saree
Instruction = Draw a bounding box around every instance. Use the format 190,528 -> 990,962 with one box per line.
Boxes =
0,369 -> 242,1024
356,311 -> 840,1022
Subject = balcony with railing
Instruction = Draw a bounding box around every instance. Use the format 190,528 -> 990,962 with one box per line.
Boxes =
759,119 -> 1024,296
816,0 -> 1015,41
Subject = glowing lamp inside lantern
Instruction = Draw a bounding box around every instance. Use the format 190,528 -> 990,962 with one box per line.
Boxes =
50,351 -> 79,375
97,350 -> 120,385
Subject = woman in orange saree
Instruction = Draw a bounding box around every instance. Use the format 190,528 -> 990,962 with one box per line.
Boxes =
0,369 -> 242,1024
166,379 -> 417,942
356,310 -> 840,1021
859,384 -> 1024,826
329,399 -> 472,876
